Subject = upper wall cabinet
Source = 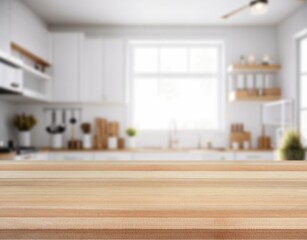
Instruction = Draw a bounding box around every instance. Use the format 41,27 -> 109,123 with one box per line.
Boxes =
0,0 -> 11,53
52,35 -> 126,103
103,38 -> 126,103
10,0 -> 50,63
81,38 -> 104,102
52,32 -> 84,103
82,37 -> 126,103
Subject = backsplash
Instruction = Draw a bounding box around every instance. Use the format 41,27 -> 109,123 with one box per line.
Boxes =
14,102 -> 276,149
14,103 -> 127,148
0,100 -> 16,143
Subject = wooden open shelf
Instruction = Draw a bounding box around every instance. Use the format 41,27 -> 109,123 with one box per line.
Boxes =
228,64 -> 281,73
11,42 -> 51,69
229,91 -> 281,102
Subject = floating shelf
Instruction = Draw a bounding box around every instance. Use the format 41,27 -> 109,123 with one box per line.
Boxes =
0,90 -> 49,103
0,50 -> 51,81
0,50 -> 23,68
22,64 -> 52,81
23,88 -> 49,102
229,91 -> 281,102
228,64 -> 281,73
11,42 -> 51,69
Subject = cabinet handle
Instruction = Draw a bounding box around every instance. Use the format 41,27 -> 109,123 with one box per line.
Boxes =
247,155 -> 260,159
11,83 -> 19,88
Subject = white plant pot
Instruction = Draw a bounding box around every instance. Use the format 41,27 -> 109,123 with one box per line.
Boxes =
18,131 -> 31,147
127,137 -> 137,149
83,134 -> 92,149
51,134 -> 63,149
108,137 -> 118,150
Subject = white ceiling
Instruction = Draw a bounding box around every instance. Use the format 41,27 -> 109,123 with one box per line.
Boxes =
23,0 -> 305,27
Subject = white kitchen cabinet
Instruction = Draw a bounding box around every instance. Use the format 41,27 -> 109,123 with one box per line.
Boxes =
52,32 -> 84,102
133,152 -> 203,161
0,62 -> 23,93
33,153 -> 49,160
202,152 -> 235,161
103,38 -> 126,103
49,152 -> 93,161
0,0 -> 11,53
94,153 -> 133,161
81,37 -> 126,103
81,38 -> 104,102
10,0 -> 50,62
235,151 -> 275,161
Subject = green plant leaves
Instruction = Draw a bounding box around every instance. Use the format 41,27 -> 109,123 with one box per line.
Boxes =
13,114 -> 37,131
278,130 -> 306,161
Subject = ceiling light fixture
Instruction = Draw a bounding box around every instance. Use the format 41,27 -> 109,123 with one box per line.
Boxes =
250,0 -> 269,15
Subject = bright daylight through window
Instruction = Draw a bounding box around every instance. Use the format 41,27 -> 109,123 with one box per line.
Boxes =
130,41 -> 223,131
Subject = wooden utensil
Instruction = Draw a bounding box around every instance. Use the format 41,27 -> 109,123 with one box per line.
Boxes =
81,123 -> 91,134
68,110 -> 78,149
258,125 -> 271,150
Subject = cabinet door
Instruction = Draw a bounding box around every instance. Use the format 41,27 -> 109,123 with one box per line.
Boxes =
52,33 -> 83,102
0,62 -> 23,93
49,152 -> 93,161
133,152 -> 202,161
34,153 -> 49,160
235,152 -> 275,161
10,0 -> 50,61
94,153 -> 132,161
103,38 -> 126,103
202,152 -> 235,160
81,38 -> 104,102
0,0 -> 10,53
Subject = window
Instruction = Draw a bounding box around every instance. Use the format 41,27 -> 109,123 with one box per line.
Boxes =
129,40 -> 223,131
299,36 -> 307,144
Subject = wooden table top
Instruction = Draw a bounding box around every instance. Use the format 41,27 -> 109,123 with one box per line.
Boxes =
0,160 -> 307,239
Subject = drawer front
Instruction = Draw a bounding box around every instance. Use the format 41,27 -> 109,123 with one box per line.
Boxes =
133,152 -> 203,161
0,63 -> 23,92
236,152 -> 275,161
34,153 -> 49,160
94,153 -> 132,161
49,153 -> 93,161
202,152 -> 235,161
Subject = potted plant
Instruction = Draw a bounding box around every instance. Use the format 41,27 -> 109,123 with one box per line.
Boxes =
126,127 -> 137,149
277,129 -> 306,161
13,114 -> 37,147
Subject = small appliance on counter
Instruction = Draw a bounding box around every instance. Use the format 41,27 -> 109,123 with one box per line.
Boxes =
0,140 -> 40,160
14,147 -> 40,160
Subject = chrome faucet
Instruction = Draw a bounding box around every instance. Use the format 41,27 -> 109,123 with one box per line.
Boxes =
168,120 -> 179,149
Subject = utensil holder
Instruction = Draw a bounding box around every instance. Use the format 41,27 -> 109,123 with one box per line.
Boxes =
108,137 -> 118,150
83,134 -> 92,149
51,134 -> 63,149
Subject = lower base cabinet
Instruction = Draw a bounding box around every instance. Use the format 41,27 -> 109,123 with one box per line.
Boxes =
133,152 -> 203,161
27,151 -> 276,161
202,152 -> 235,161
235,152 -> 275,161
94,153 -> 132,161
48,153 -> 94,161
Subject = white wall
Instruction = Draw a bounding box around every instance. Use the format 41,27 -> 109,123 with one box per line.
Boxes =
278,5 -> 307,101
17,26 -> 278,148
0,100 -> 16,143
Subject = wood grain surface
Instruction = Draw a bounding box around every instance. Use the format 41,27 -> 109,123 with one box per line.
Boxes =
0,160 -> 306,239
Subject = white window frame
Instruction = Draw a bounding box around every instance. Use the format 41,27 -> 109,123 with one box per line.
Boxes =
127,39 -> 225,132
295,29 -> 307,142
